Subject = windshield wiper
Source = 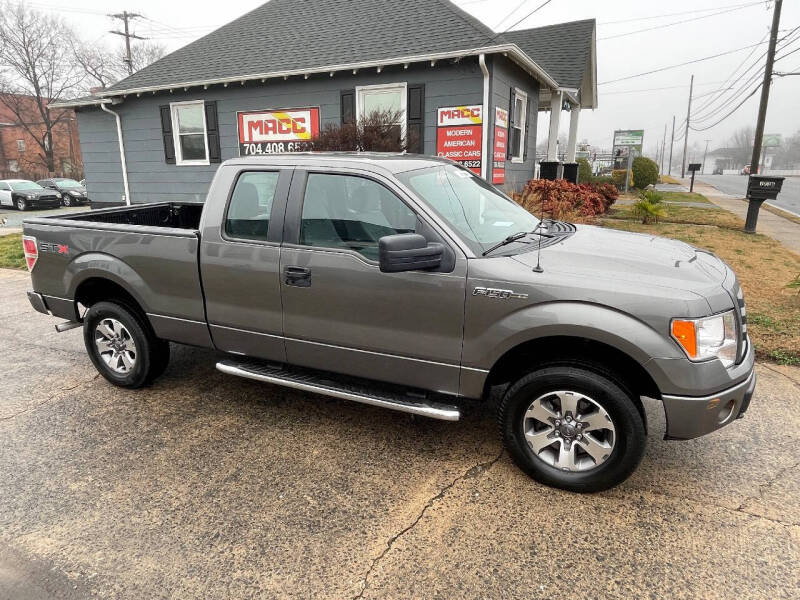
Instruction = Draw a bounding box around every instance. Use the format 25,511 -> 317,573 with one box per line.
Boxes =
481,227 -> 553,256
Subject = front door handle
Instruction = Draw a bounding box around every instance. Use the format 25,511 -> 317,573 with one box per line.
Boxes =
285,266 -> 311,287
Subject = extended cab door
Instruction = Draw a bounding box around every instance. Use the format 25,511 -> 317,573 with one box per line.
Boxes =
199,164 -> 293,362
279,168 -> 467,395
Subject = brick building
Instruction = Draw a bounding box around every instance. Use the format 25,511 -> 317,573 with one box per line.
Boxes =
0,94 -> 82,181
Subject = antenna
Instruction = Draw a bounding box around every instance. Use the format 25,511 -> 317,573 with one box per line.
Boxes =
532,186 -> 546,273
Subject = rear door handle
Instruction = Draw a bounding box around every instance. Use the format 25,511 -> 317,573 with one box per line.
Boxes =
285,266 -> 311,287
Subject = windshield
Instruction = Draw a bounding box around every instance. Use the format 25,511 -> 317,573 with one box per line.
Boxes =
9,181 -> 43,191
398,165 -> 540,255
55,179 -> 82,188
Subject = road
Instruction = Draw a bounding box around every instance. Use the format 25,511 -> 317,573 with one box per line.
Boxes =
0,205 -> 84,231
1,268 -> 798,599
698,174 -> 800,216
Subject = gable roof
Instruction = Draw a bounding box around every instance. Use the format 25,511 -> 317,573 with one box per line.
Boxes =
53,1 -> 598,110
104,0 -> 513,93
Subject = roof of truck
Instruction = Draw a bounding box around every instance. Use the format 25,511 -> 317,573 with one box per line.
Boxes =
226,152 -> 457,174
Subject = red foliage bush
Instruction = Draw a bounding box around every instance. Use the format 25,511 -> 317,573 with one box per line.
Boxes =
518,179 -> 614,221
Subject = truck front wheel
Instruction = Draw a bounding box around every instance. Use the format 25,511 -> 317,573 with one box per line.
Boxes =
83,301 -> 170,388
498,365 -> 646,492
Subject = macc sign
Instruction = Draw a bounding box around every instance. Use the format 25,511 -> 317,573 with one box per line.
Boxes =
237,107 -> 320,155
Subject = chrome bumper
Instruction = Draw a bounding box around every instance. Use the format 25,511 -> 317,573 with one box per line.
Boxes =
27,291 -> 49,315
662,369 -> 756,440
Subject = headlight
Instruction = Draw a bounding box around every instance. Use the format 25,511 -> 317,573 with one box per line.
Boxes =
26,194 -> 36,199
671,310 -> 737,367
69,190 -> 83,197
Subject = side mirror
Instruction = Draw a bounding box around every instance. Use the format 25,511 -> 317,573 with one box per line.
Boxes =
378,233 -> 443,273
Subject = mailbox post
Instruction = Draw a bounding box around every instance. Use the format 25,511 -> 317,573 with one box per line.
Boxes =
745,175 -> 784,233
687,163 -> 701,193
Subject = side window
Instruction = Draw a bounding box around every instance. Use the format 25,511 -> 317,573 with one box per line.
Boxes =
300,173 -> 416,260
0,182 -> 9,191
224,171 -> 280,241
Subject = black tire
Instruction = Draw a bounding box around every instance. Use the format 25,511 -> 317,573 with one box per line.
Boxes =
15,197 -> 27,211
83,300 -> 170,388
498,365 -> 646,493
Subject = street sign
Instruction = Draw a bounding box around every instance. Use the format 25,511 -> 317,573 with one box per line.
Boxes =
762,133 -> 782,147
687,163 -> 702,172
613,130 -> 644,147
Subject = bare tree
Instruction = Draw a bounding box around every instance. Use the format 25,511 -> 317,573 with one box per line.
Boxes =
727,126 -> 755,167
73,39 -> 166,92
0,1 -> 83,172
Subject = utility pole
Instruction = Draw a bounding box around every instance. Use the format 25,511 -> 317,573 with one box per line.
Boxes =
681,74 -> 694,178
109,11 -> 146,75
660,123 -> 667,174
702,139 -> 710,174
750,0 -> 782,175
668,115 -> 675,175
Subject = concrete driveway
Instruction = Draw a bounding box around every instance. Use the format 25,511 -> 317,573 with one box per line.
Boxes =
1,268 -> 798,599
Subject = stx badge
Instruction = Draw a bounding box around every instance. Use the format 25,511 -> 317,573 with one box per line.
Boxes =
472,287 -> 528,300
39,241 -> 69,255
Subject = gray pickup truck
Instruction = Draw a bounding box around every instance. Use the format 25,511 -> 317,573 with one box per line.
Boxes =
22,154 -> 755,492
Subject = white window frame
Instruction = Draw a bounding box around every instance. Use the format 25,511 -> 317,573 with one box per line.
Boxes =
16,139 -> 25,153
170,100 -> 210,166
355,82 -> 407,139
511,88 -> 527,164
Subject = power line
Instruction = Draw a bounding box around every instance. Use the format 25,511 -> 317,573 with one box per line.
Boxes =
599,3 -> 765,41
501,0 -> 556,32
690,80 -> 763,131
600,81 -> 726,95
599,40 -> 771,85
493,0 -> 532,31
599,1 -> 769,25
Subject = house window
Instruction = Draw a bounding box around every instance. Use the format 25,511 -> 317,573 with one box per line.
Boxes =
170,100 -> 209,165
8,160 -> 19,173
356,83 -> 407,139
16,139 -> 25,153
510,89 -> 527,162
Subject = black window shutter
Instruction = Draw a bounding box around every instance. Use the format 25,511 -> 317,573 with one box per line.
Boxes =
341,89 -> 355,125
406,84 -> 425,154
523,95 -> 532,162
507,88 -> 516,160
204,101 -> 221,163
159,105 -> 176,164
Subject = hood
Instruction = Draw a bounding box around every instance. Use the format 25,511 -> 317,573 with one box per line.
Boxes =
512,224 -> 727,295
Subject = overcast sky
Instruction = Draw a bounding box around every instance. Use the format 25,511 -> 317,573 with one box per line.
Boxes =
23,0 -> 800,158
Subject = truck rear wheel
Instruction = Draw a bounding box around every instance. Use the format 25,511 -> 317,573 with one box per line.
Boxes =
83,301 -> 170,388
498,365 -> 646,493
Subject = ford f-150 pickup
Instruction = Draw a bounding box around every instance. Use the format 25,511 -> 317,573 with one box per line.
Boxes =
22,153 -> 756,492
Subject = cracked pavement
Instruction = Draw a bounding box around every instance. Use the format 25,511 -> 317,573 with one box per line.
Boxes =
0,269 -> 798,599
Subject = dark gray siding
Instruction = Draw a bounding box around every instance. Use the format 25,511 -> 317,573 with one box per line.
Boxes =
78,60 -> 483,206
489,55 -> 539,192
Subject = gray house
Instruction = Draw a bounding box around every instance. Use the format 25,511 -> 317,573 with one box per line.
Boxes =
54,0 -> 597,208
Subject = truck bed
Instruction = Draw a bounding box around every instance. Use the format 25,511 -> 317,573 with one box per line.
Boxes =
58,202 -> 203,230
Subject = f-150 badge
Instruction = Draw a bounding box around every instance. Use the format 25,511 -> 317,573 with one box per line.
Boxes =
472,287 -> 528,300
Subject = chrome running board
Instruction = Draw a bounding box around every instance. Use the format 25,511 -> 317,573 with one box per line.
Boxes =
216,359 -> 461,421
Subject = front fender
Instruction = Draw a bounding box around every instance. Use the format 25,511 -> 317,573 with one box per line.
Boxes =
463,301 -> 681,372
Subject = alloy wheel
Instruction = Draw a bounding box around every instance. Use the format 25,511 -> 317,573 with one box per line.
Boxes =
94,318 -> 137,374
522,390 -> 616,472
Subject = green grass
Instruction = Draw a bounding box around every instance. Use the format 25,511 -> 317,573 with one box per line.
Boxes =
660,191 -> 711,204
0,233 -> 25,270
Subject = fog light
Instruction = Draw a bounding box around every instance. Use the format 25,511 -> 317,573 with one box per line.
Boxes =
718,400 -> 736,423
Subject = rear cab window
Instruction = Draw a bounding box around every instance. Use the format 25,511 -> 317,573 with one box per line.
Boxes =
224,171 -> 280,242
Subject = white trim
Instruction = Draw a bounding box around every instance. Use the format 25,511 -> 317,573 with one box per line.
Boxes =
49,44 -> 560,108
510,88 -> 527,164
169,100 -> 210,166
355,82 -> 407,138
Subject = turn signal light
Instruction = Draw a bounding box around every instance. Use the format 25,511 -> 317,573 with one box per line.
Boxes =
671,320 -> 697,359
21,235 -> 38,271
